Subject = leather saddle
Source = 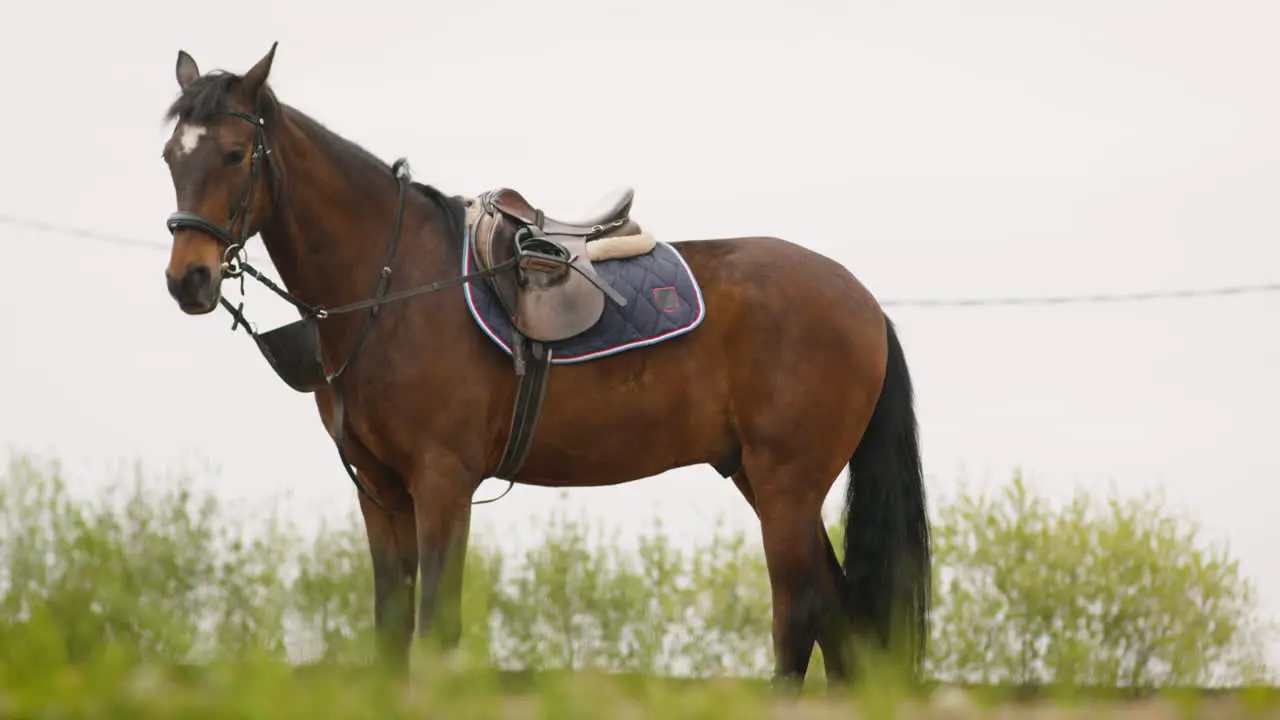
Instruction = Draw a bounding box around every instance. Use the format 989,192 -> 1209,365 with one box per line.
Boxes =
468,187 -> 640,344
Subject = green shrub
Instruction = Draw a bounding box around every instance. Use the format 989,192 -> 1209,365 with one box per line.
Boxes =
486,509 -> 771,676
0,450 -> 1272,691
925,470 -> 1274,688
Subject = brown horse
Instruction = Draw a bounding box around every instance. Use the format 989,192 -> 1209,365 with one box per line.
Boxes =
159,43 -> 931,691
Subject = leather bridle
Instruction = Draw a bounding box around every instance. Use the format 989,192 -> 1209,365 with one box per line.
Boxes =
166,107 -> 277,281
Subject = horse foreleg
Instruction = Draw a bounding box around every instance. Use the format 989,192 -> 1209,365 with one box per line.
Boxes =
407,455 -> 475,658
356,478 -> 418,675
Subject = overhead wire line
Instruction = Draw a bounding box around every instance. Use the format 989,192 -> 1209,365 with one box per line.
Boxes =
3,212 -> 1276,309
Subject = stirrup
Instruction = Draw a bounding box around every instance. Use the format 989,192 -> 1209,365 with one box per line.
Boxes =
514,226 -> 572,274
512,224 -> 628,307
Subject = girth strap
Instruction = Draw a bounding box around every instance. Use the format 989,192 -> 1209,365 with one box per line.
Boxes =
493,336 -> 553,480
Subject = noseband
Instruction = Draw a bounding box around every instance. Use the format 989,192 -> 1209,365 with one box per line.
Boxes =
162,105 -> 518,511
165,107 -> 276,276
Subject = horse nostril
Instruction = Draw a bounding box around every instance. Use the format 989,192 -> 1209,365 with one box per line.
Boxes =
168,265 -> 214,305
182,265 -> 212,295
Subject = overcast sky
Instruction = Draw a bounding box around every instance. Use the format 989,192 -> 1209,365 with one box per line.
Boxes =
0,0 -> 1276,665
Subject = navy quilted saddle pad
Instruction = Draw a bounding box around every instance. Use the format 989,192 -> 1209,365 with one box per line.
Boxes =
461,229 -> 706,364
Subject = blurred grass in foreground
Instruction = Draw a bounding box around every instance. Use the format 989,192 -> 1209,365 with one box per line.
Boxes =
1,658 -> 1278,718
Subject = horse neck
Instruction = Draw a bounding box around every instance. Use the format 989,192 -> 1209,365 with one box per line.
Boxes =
256,111 -> 441,308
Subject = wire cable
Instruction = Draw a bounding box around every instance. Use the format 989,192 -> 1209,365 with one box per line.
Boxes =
0,213 -> 167,252
3,212 -> 1276,308
880,283 -> 1280,307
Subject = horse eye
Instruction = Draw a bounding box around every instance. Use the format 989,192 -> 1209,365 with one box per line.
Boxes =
223,150 -> 247,166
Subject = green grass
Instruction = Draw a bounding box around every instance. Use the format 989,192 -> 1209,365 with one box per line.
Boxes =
3,656 -> 1278,719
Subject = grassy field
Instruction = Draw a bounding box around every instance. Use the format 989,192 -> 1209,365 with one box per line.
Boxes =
4,659 -> 1278,719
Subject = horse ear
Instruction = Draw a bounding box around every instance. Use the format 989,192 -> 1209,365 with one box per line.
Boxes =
239,41 -> 279,102
176,50 -> 200,90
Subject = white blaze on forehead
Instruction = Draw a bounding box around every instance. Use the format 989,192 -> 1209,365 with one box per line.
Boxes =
177,124 -> 207,156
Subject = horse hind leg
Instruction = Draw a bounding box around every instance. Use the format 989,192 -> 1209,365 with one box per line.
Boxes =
732,465 -> 841,694
731,469 -> 851,688
817,527 -> 853,686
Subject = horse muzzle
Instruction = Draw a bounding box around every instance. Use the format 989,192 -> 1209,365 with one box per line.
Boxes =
166,265 -> 221,315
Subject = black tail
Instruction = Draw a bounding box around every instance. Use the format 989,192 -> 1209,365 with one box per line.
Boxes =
842,314 -> 931,676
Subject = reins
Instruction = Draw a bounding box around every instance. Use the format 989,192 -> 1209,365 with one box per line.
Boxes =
167,106 -> 517,512
217,160 -> 516,386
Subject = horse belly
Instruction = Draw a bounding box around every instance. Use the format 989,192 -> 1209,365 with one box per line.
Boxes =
509,336 -> 732,487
